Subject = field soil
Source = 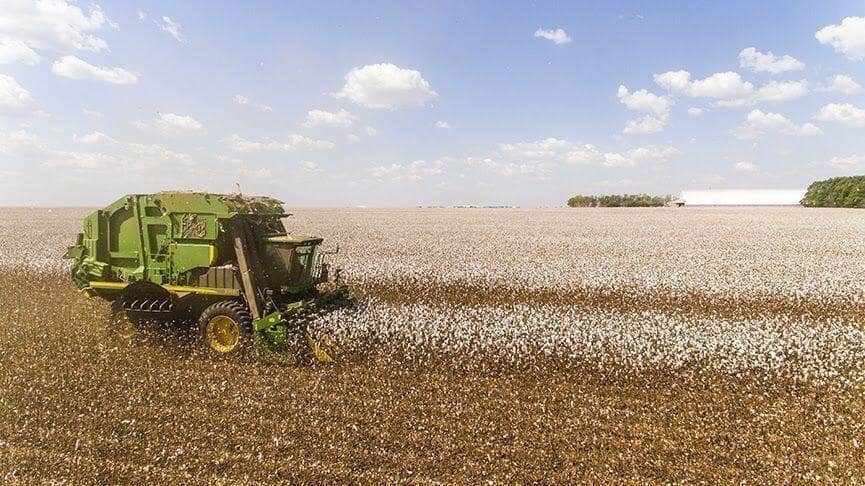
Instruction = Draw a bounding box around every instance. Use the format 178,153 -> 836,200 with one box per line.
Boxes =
1,207 -> 863,482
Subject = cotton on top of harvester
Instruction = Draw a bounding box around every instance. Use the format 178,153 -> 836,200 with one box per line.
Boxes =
63,192 -> 351,362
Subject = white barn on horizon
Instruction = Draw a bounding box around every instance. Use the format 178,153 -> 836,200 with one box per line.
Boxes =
679,189 -> 806,206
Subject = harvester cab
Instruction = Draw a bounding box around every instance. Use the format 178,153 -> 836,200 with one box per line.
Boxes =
63,192 -> 350,362
259,235 -> 327,293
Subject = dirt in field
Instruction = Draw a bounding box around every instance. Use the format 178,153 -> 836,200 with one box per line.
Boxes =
1,271 -> 864,483
356,277 -> 865,321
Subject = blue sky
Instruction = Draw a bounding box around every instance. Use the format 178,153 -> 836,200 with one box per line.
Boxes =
1,1 -> 865,206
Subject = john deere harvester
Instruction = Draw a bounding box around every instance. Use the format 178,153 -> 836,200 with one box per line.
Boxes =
64,192 -> 349,361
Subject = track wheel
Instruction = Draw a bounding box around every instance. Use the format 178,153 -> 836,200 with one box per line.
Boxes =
198,301 -> 253,356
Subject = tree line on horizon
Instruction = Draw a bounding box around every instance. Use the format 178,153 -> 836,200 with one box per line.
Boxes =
566,194 -> 673,207
801,176 -> 865,208
566,176 -> 865,208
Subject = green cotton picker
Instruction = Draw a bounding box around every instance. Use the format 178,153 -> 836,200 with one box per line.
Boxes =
63,192 -> 350,362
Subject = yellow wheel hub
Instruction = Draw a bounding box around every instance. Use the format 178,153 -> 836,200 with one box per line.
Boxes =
206,315 -> 240,353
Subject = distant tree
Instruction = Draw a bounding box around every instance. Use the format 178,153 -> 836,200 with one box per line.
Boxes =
567,195 -> 596,207
566,193 -> 673,207
801,176 -> 865,208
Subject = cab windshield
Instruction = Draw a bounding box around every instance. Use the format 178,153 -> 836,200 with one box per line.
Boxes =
261,243 -> 316,285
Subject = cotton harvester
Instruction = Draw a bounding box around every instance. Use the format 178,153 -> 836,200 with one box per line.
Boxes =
64,192 -> 349,362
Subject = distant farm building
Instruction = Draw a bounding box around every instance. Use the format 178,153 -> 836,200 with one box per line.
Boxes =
679,189 -> 806,206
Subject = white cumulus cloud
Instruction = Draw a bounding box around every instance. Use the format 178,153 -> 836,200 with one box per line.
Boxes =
617,85 -> 672,134
223,134 -> 334,152
687,107 -> 706,116
0,131 -> 213,175
0,38 -> 40,65
127,143 -> 195,169
824,154 -> 865,169
734,109 -> 822,139
816,75 -> 864,95
332,63 -> 437,109
499,137 -> 574,159
687,71 -> 754,99
617,145 -> 680,165
816,103 -> 865,127
440,139 -> 679,181
816,17 -> 865,60
137,113 -> 204,134
655,70 -> 754,99
298,160 -> 323,174
52,55 -> 138,84
617,85 -> 671,116
733,161 -> 759,172
302,108 -> 355,128
0,74 -> 35,114
738,47 -> 804,74
461,156 -> 551,177
753,80 -> 809,103
370,159 -> 445,182
435,120 -> 451,129
709,80 -> 808,108
799,124 -> 824,136
72,131 -> 116,144
653,70 -> 691,92
233,94 -> 272,112
0,0 -> 116,53
601,146 -> 679,167
158,16 -> 184,42
492,138 -> 679,168
155,113 -> 202,132
534,27 -> 571,45
0,129 -> 43,154
623,115 -> 666,134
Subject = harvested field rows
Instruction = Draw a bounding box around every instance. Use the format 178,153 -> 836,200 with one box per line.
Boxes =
1,207 -> 864,482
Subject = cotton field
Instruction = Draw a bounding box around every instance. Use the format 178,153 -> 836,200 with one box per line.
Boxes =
294,207 -> 865,385
3,206 -> 865,383
1,206 -> 864,482
321,303 -> 865,385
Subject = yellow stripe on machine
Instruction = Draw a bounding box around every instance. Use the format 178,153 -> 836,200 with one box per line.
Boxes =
88,281 -> 239,296
164,284 -> 239,296
88,281 -> 127,289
